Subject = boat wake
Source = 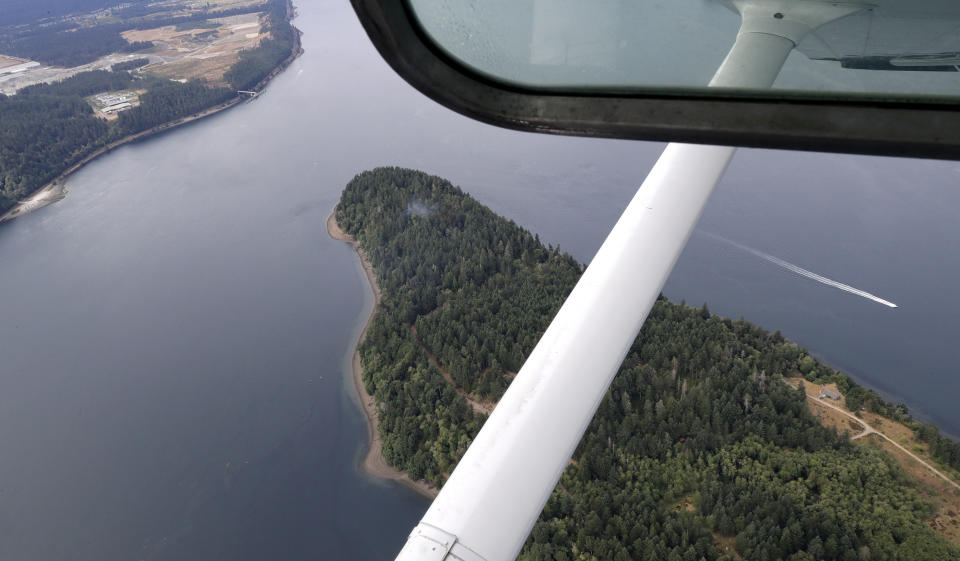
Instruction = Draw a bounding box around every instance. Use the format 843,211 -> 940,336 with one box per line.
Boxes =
700,231 -> 898,309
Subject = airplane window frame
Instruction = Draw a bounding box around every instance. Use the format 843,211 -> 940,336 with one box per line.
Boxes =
351,0 -> 960,161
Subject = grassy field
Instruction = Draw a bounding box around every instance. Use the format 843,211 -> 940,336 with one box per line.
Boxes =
123,12 -> 264,85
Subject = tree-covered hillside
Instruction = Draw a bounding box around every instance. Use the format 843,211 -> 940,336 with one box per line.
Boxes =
335,167 -> 960,561
0,71 -> 232,213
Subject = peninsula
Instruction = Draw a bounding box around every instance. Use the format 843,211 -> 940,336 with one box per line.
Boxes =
334,167 -> 960,560
0,0 -> 302,222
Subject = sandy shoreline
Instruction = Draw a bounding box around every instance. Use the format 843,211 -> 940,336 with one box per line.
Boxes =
0,181 -> 68,222
327,210 -> 438,500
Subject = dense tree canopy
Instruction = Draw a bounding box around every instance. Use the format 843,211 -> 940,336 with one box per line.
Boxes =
336,167 -> 960,561
110,58 -> 150,72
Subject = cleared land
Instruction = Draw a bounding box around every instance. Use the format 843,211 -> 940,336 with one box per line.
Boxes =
862,433 -> 960,543
789,376 -> 960,545
124,13 -> 264,85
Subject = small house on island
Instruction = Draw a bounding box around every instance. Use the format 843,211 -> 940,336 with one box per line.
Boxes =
819,388 -> 841,401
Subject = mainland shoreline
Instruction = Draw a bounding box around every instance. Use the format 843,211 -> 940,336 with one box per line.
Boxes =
0,96 -> 246,223
327,210 -> 439,500
0,0 -> 304,225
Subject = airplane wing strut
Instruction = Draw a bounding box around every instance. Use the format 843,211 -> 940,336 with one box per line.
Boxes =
394,3 -> 868,560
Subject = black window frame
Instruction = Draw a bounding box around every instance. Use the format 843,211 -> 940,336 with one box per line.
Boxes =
352,0 -> 960,160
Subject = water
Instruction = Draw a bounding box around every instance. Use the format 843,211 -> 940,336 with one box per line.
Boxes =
671,151 -> 960,437
1,0 -> 959,559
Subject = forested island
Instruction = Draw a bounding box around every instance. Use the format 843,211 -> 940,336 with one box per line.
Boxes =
0,0 -> 301,218
334,167 -> 960,561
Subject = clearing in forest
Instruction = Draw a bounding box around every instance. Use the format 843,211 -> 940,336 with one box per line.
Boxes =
86,90 -> 142,120
123,13 -> 265,85
790,376 -> 960,545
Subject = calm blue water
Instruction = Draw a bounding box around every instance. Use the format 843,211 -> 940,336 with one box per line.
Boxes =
0,1 -> 958,560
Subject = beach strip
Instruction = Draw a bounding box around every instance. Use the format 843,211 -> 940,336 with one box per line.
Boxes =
327,209 -> 438,500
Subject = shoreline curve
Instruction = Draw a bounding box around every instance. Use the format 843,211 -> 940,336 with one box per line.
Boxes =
327,209 -> 438,500
1,0 -> 304,225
